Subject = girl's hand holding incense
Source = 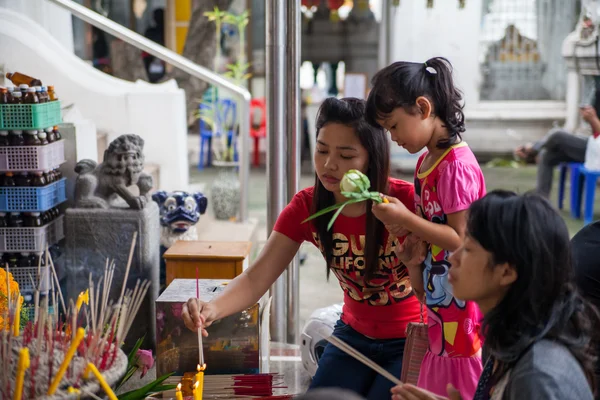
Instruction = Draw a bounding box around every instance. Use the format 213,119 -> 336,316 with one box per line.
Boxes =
182,298 -> 217,335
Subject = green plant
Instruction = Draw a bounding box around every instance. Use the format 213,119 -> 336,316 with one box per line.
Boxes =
114,336 -> 176,400
223,61 -> 252,85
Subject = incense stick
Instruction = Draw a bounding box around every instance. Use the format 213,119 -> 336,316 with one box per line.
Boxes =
325,335 -> 402,385
196,266 -> 204,366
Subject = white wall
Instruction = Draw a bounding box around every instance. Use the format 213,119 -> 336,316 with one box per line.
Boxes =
0,7 -> 189,191
0,0 -> 74,52
389,0 -> 483,109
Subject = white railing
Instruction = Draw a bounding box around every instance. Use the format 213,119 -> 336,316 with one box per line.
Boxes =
47,0 -> 252,222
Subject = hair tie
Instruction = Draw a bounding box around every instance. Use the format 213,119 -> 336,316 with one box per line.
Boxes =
423,62 -> 437,75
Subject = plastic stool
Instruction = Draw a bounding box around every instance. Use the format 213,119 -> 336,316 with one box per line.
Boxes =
580,166 -> 600,225
558,162 -> 583,218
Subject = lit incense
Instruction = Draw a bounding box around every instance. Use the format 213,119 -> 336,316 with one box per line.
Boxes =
176,383 -> 184,400
86,362 -> 118,400
48,327 -> 85,395
194,364 -> 205,400
13,348 -> 30,400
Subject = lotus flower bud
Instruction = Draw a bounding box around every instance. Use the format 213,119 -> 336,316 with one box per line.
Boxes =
340,169 -> 370,194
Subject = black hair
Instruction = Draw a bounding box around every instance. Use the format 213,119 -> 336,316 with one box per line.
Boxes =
467,190 -> 599,391
366,57 -> 465,149
312,97 -> 390,282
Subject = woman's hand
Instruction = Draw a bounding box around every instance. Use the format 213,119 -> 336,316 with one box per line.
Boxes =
395,233 -> 427,268
372,196 -> 412,226
182,298 -> 219,337
391,384 -> 462,400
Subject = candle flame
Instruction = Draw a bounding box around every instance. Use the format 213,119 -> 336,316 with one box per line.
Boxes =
197,363 -> 206,372
177,383 -> 182,391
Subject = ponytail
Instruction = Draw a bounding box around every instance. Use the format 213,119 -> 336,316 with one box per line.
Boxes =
366,56 -> 465,149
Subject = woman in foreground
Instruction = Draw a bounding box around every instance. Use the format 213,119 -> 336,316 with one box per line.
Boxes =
392,191 -> 598,400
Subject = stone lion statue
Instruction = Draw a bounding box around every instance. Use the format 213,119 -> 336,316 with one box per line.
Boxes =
74,134 -> 153,209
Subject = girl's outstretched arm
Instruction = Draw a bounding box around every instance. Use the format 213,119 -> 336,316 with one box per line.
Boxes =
374,196 -> 466,252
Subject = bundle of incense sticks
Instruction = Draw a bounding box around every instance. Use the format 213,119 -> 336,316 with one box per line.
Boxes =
0,233 -> 152,399
167,373 -> 293,399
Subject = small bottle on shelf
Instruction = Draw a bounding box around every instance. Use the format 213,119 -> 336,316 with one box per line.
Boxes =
19,84 -> 29,95
24,130 -> 42,146
54,168 -> 63,180
0,131 -> 9,146
9,130 -> 24,146
19,253 -> 33,267
10,91 -> 22,104
24,87 -> 38,104
6,86 -> 15,97
7,212 -> 23,227
3,172 -> 15,187
47,85 -> 58,101
46,127 -> 56,143
0,87 -> 8,104
35,86 -> 47,103
52,126 -> 61,140
31,171 -> 47,186
7,253 -> 19,270
6,72 -> 42,87
15,172 -> 31,187
41,210 -> 50,225
37,129 -> 49,145
22,213 -> 34,227
31,212 -> 42,227
0,213 -> 7,227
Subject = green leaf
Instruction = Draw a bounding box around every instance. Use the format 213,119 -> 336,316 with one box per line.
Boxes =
326,198 -> 365,230
301,202 -> 346,223
127,336 -> 146,366
117,372 -> 175,400
327,203 -> 347,231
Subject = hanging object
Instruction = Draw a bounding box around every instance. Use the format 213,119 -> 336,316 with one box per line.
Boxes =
458,0 -> 466,8
426,0 -> 434,8
328,0 -> 344,22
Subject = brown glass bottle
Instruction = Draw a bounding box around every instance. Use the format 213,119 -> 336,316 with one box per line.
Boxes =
0,213 -> 6,228
7,212 -> 23,228
47,86 -> 58,101
19,84 -> 29,94
35,86 -> 47,103
46,127 -> 56,143
24,87 -> 38,104
10,91 -> 22,104
6,72 -> 42,87
0,131 -> 9,146
37,130 -> 49,145
0,88 -> 8,104
52,126 -> 62,140
9,130 -> 24,146
15,172 -> 31,187
2,172 -> 15,187
31,172 -> 46,186
24,130 -> 41,146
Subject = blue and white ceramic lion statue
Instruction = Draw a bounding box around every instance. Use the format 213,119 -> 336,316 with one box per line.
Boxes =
152,190 -> 208,287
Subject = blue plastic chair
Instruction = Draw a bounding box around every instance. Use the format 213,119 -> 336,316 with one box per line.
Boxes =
558,162 -> 583,219
580,166 -> 600,225
198,99 -> 238,169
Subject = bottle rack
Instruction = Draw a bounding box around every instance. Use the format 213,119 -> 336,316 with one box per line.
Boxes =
0,99 -> 65,293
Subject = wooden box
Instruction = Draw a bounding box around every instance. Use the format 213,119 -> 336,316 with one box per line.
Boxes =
163,241 -> 251,285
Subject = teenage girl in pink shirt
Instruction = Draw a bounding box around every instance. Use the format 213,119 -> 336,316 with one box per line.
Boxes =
367,57 -> 486,398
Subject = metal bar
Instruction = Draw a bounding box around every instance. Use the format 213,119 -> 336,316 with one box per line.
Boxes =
46,0 -> 251,222
286,0 -> 301,345
266,0 -> 288,342
378,0 -> 391,69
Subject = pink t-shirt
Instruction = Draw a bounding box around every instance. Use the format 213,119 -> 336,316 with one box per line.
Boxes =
414,142 -> 486,399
